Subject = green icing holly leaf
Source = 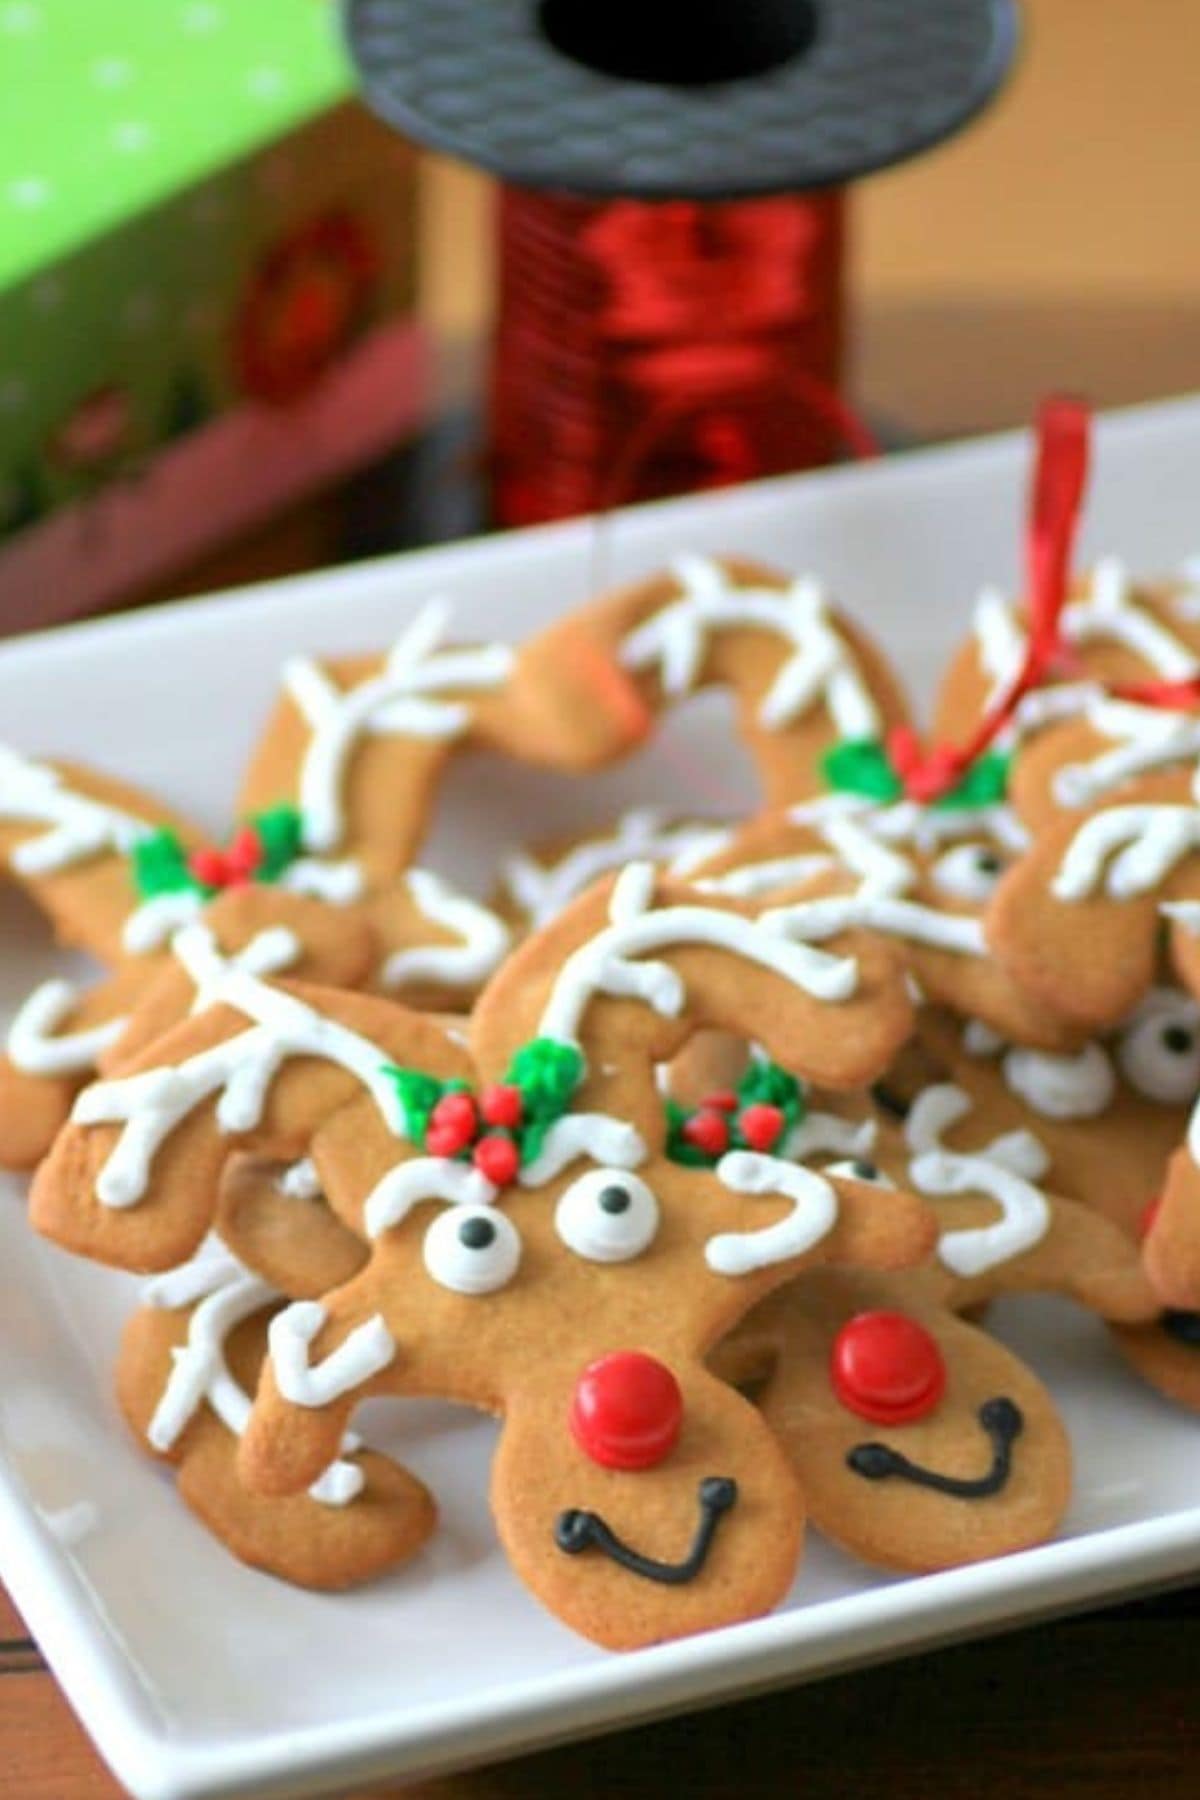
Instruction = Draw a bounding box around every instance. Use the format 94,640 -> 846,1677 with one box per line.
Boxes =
933,751 -> 1010,810
506,1038 -> 584,1117
252,804 -> 305,881
131,828 -> 201,900
730,1059 -> 806,1150
384,1067 -> 447,1146
505,1038 -> 585,1167
821,737 -> 903,802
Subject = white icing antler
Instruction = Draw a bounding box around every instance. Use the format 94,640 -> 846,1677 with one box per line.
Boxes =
0,747 -> 154,876
143,1238 -> 366,1504
537,862 -> 858,1046
706,1151 -> 837,1275
282,600 -> 515,854
763,893 -> 986,956
1052,700 -> 1200,810
268,1301 -> 396,1406
974,559 -> 1199,715
502,808 -> 733,927
71,927 -> 407,1207
1052,799 -> 1200,900
379,869 -> 511,993
5,928 -> 302,1080
905,1084 -> 1050,1277
620,555 -> 880,738
6,979 -> 126,1076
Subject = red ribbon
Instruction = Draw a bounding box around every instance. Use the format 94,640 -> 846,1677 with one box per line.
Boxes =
891,395 -> 1092,801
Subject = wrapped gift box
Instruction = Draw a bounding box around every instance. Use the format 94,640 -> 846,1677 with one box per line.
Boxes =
0,0 -> 427,631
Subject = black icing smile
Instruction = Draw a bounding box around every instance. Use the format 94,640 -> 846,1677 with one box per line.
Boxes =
1161,1310 -> 1200,1348
846,1397 -> 1023,1499
554,1476 -> 738,1585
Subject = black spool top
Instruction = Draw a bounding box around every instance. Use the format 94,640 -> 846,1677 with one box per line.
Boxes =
344,0 -> 1019,200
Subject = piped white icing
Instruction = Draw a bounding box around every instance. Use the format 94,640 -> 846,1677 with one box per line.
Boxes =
517,1114 -> 647,1185
282,601 -> 514,853
268,1300 -> 396,1407
1053,701 -> 1200,810
706,1150 -> 838,1275
379,869 -> 511,993
144,1239 -> 364,1504
764,893 -> 986,956
6,979 -> 126,1076
905,1085 -> 1051,1277
1002,1041 -> 1115,1120
363,1158 -> 497,1241
537,861 -> 859,1047
619,554 -> 880,738
974,560 -> 1199,715
0,748 -> 153,877
1052,802 -> 1200,900
503,809 -> 734,927
71,928 -> 407,1207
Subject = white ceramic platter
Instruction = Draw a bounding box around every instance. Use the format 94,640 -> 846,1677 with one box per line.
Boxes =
2,397 -> 1200,1800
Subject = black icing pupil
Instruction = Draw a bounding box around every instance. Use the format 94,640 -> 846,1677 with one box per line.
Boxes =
1162,1025 -> 1194,1055
851,1160 -> 879,1181
599,1184 -> 631,1214
459,1216 -> 497,1250
976,853 -> 1001,875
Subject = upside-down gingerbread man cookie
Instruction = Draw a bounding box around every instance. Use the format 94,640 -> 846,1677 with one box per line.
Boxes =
0,596 -> 618,1168
34,864 -> 934,1645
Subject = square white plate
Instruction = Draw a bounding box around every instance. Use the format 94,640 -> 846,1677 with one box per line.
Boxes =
4,397 -> 1200,1800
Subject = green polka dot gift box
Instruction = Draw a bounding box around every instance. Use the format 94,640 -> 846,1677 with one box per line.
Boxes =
0,0 -> 425,633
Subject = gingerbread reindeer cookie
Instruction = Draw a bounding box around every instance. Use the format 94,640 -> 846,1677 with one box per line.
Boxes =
2,597 -> 608,1167
129,864 -> 938,1650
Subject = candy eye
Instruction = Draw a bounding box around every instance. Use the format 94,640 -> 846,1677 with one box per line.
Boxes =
423,1206 -> 521,1294
930,843 -> 1006,903
825,1158 -> 895,1189
555,1168 -> 660,1263
1118,1001 -> 1200,1104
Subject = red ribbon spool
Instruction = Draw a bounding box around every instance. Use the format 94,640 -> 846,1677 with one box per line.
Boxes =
491,186 -> 849,527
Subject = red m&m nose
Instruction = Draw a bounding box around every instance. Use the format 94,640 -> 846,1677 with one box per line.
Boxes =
569,1351 -> 683,1470
831,1311 -> 946,1426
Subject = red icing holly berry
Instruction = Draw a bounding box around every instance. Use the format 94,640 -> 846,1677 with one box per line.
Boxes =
831,1310 -> 946,1426
428,1091 -> 477,1154
682,1109 -> 729,1157
473,1134 -> 519,1186
569,1351 -> 683,1470
701,1089 -> 739,1114
739,1103 -> 785,1152
426,1123 -> 466,1158
481,1083 -> 523,1129
189,847 -> 228,890
226,825 -> 264,882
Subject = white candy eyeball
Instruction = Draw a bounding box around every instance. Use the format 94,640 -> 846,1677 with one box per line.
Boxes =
825,1158 -> 895,1189
555,1168 -> 659,1263
423,1206 -> 521,1295
1118,998 -> 1200,1105
930,842 -> 1007,903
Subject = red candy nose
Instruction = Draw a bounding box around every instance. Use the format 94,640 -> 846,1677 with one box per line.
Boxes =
831,1311 -> 946,1426
569,1351 -> 683,1470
